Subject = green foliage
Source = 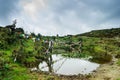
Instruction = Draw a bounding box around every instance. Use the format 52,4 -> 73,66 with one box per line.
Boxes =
63,46 -> 72,52
0,25 -> 120,79
0,27 -> 24,50
117,59 -> 120,66
62,52 -> 89,58
1,68 -> 31,80
93,46 -> 105,54
79,28 -> 120,38
25,57 -> 36,63
116,78 -> 120,80
90,53 -> 112,64
30,32 -> 36,37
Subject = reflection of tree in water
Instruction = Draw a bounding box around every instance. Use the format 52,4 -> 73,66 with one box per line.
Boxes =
54,58 -> 67,73
44,40 -> 54,73
45,53 -> 53,72
44,55 -> 67,73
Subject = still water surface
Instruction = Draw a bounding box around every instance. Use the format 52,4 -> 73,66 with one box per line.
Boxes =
39,54 -> 99,75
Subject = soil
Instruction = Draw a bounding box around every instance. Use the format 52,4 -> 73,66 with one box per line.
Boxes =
90,57 -> 120,80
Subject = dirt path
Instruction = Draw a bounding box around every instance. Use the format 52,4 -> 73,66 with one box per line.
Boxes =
90,58 -> 120,80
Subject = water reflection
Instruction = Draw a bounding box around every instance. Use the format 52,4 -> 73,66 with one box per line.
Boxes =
39,54 -> 100,75
45,54 -> 53,72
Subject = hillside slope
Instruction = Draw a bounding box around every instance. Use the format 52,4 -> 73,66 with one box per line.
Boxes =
77,28 -> 120,38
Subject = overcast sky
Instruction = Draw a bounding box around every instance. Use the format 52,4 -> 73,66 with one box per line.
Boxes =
0,0 -> 120,36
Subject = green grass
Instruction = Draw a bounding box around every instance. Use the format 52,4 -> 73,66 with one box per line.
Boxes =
117,59 -> 120,66
116,78 -> 120,80
0,63 -> 37,80
62,52 -> 89,58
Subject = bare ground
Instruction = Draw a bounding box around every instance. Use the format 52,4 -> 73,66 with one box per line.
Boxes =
90,57 -> 120,80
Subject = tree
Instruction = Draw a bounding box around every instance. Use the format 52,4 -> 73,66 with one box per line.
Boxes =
30,32 -> 36,37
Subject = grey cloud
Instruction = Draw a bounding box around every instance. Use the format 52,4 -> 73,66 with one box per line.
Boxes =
49,0 -> 120,24
1,0 -> 120,35
45,0 -> 120,35
0,0 -> 19,25
80,0 -> 120,19
20,0 -> 120,35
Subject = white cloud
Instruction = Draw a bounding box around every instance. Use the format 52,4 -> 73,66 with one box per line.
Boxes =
7,0 -> 120,36
20,0 -> 47,20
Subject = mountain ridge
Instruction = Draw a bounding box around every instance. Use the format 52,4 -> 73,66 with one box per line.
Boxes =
76,28 -> 120,38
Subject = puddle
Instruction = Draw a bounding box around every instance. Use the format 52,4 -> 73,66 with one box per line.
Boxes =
39,54 -> 100,75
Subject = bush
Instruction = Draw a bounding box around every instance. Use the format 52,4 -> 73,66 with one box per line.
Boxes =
90,53 -> 112,64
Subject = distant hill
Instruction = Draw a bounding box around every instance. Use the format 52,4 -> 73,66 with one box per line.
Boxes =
76,28 -> 120,38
